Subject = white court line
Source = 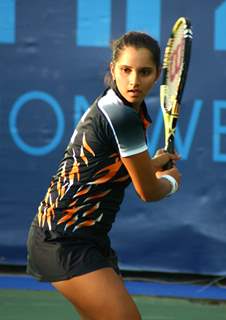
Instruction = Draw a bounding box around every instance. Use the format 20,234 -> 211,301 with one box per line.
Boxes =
143,316 -> 175,320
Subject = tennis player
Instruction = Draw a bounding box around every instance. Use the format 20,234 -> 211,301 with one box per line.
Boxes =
27,31 -> 181,320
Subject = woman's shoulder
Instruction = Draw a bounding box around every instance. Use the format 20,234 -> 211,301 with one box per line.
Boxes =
98,88 -> 140,124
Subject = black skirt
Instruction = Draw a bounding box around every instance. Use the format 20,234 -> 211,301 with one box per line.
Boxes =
26,225 -> 120,282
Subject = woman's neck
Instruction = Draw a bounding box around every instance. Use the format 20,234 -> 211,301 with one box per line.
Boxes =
132,103 -> 141,113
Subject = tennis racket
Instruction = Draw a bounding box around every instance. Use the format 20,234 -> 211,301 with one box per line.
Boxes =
160,17 -> 192,169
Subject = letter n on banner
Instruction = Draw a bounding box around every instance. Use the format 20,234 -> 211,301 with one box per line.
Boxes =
0,0 -> 16,43
214,1 -> 226,50
76,0 -> 111,47
126,0 -> 161,41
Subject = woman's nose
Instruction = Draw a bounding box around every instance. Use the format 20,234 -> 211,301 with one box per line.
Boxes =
129,71 -> 139,85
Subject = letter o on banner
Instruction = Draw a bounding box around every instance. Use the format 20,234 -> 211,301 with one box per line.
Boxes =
9,91 -> 64,156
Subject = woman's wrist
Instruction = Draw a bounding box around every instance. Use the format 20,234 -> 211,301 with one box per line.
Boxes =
160,174 -> 178,196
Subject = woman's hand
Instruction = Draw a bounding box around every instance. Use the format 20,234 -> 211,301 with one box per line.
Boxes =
121,150 -> 181,202
156,166 -> 181,187
151,149 -> 181,171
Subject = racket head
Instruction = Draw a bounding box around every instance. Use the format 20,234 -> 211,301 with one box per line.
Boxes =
161,17 -> 192,115
160,17 -> 192,153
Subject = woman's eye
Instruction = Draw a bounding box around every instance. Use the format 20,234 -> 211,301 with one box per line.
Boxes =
140,69 -> 151,76
121,67 -> 131,74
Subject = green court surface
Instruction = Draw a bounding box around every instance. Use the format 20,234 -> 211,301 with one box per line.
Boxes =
1,289 -> 226,320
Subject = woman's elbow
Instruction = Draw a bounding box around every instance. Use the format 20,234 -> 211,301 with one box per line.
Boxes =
138,190 -> 163,202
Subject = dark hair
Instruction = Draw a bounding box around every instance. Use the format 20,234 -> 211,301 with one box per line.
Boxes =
105,31 -> 161,87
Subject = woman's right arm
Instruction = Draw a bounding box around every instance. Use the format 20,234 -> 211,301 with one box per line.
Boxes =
121,150 -> 181,202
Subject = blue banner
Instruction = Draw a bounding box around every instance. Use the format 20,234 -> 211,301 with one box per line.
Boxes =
1,0 -> 226,275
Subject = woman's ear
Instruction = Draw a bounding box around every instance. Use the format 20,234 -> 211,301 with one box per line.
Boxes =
110,62 -> 115,81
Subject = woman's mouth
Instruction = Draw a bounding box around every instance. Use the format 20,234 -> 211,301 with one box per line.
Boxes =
127,89 -> 142,97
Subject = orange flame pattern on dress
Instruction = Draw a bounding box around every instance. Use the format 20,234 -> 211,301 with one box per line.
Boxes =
88,157 -> 122,185
37,136 -> 129,232
82,132 -> 95,156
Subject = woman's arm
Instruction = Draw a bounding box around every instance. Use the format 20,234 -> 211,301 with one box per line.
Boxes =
121,150 -> 181,202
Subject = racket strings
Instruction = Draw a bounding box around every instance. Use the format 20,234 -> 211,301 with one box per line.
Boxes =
166,24 -> 185,103
162,19 -> 192,114
160,17 -> 192,153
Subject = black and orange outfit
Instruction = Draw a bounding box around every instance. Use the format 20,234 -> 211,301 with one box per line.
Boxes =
27,87 -> 151,281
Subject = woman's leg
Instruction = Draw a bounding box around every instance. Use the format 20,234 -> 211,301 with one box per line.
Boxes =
52,267 -> 141,320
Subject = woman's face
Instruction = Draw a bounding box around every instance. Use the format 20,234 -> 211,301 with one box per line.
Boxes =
110,46 -> 160,111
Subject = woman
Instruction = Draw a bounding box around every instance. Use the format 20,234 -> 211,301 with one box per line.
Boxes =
27,31 -> 181,320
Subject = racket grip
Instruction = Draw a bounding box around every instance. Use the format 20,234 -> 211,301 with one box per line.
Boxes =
163,141 -> 174,170
162,159 -> 173,170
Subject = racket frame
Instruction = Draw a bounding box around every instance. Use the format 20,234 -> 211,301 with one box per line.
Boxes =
160,17 -> 192,154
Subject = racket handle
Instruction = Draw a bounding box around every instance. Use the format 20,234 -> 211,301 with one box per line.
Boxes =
162,158 -> 173,170
163,140 -> 174,170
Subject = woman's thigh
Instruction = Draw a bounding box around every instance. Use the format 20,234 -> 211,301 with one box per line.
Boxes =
52,267 -> 141,320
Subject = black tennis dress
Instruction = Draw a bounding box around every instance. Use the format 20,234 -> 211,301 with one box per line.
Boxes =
26,87 -> 151,282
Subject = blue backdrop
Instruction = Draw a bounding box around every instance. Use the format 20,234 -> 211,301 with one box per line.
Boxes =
1,0 -> 226,275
